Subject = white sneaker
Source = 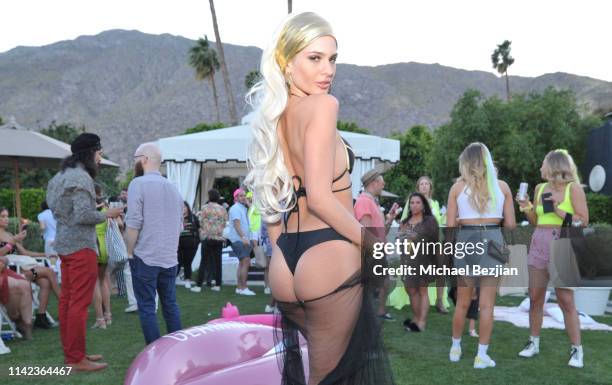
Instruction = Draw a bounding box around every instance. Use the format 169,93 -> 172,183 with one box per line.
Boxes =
518,340 -> 539,358
474,354 -> 496,369
211,286 -> 221,292
124,304 -> 138,313
175,277 -> 185,286
469,329 -> 479,338
265,305 -> 275,313
264,287 -> 271,295
184,282 -> 192,289
449,346 -> 462,362
235,288 -> 244,295
190,286 -> 202,293
568,347 -> 584,368
242,288 -> 256,296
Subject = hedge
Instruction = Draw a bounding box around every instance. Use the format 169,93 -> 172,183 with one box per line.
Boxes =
586,193 -> 612,225
0,188 -> 46,220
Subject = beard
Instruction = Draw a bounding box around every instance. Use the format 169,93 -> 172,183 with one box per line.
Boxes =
134,161 -> 144,177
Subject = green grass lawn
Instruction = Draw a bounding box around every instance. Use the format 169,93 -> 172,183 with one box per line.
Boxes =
1,286 -> 611,385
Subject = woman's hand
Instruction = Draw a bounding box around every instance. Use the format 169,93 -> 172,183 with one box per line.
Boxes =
13,231 -> 27,242
514,193 -> 532,209
105,207 -> 124,219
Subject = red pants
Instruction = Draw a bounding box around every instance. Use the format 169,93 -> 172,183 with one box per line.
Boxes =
59,248 -> 98,364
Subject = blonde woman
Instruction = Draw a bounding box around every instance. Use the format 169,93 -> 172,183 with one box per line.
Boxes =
516,149 -> 588,368
446,143 -> 516,368
245,12 -> 394,385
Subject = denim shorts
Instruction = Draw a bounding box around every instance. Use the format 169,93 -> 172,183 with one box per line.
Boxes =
230,241 -> 252,260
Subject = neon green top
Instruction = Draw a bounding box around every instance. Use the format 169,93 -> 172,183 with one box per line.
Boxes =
248,205 -> 261,233
95,209 -> 108,263
401,198 -> 441,224
535,182 -> 574,226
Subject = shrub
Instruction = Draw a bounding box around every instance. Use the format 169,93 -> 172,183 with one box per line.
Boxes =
586,193 -> 612,225
0,188 -> 46,220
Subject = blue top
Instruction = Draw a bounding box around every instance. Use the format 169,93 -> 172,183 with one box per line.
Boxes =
228,202 -> 250,243
126,171 -> 183,268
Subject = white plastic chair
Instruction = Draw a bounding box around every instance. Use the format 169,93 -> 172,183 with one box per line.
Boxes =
7,255 -> 57,326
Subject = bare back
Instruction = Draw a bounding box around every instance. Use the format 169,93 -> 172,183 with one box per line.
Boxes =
277,95 -> 355,233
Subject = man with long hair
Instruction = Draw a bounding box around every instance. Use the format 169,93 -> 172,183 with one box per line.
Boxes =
47,133 -> 123,371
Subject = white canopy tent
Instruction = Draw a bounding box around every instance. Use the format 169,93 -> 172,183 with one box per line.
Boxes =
158,119 -> 400,208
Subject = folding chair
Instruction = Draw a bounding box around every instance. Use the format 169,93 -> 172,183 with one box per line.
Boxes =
7,255 -> 57,326
0,304 -> 21,339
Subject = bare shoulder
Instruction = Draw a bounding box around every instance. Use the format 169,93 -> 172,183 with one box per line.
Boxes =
301,94 -> 339,114
498,180 -> 511,194
570,182 -> 585,196
449,181 -> 464,196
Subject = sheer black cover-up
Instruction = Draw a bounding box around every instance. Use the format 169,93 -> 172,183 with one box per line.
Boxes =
273,138 -> 395,385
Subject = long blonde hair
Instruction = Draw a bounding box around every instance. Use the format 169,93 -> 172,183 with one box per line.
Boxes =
244,12 -> 335,223
416,176 -> 434,199
543,149 -> 580,187
458,142 -> 501,214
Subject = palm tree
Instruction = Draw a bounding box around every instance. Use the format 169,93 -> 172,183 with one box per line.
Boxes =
209,0 -> 238,124
491,40 -> 515,101
244,70 -> 262,90
189,36 -> 221,122
288,0 -> 292,13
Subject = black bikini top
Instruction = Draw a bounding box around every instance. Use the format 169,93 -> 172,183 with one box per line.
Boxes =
282,136 -> 355,237
290,136 -> 355,202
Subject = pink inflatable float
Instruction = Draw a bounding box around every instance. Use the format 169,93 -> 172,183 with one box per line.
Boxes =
207,302 -> 279,327
124,304 -> 307,385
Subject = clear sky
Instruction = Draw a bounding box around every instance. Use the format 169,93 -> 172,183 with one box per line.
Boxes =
1,0 -> 610,81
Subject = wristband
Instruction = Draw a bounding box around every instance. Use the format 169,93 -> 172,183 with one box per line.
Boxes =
519,203 -> 533,213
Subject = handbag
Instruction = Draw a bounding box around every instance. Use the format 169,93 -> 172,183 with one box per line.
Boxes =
105,218 -> 128,267
548,214 -> 581,287
487,239 -> 510,264
253,244 -> 267,268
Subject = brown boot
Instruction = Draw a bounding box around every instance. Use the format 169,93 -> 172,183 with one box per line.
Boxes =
69,358 -> 108,372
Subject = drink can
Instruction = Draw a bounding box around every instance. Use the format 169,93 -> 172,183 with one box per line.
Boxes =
519,182 -> 528,201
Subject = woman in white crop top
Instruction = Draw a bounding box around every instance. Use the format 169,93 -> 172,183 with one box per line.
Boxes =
446,142 -> 515,369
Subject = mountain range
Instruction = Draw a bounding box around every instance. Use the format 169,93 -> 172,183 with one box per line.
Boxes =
1,29 -> 610,169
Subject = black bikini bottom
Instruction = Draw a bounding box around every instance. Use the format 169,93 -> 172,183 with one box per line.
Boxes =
276,227 -> 351,275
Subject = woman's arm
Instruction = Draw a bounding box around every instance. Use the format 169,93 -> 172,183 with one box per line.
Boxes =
500,181 -> 516,229
445,183 -> 459,228
14,242 -> 45,258
266,221 -> 282,247
302,95 -> 363,245
570,183 -> 589,226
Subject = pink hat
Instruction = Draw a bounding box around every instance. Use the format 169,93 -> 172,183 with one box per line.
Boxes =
233,188 -> 244,200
